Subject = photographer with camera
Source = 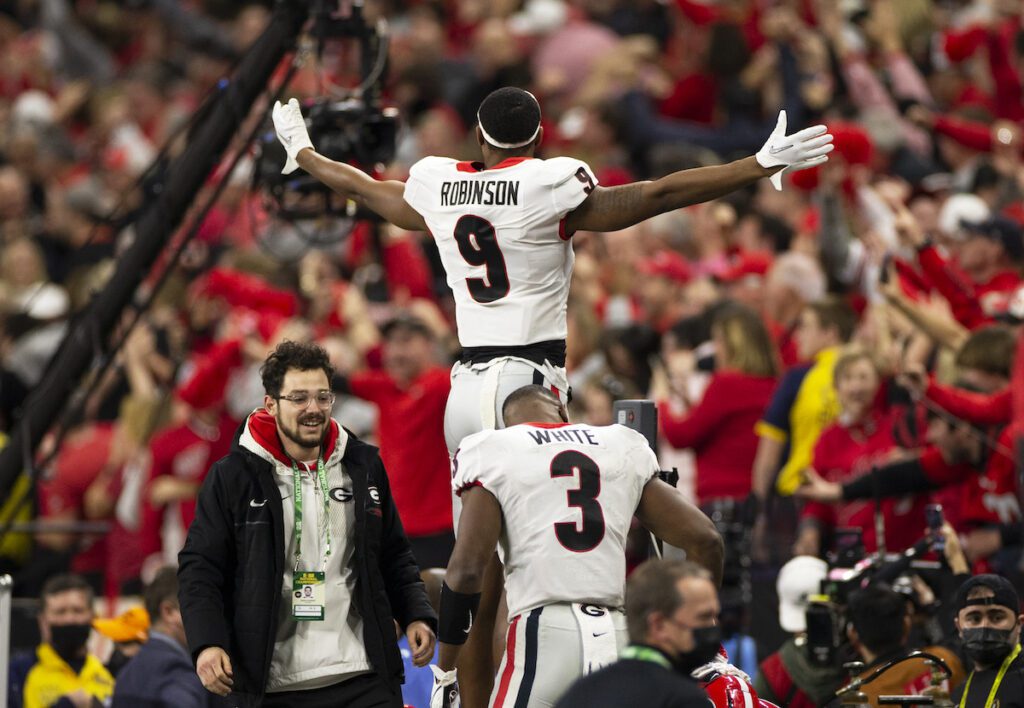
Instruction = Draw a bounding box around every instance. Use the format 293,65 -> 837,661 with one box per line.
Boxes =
951,575 -> 1024,707
763,519 -> 970,706
844,584 -> 965,706
754,556 -> 845,707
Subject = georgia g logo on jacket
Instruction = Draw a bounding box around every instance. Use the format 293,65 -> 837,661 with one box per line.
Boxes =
329,487 -> 353,503
366,485 -> 382,516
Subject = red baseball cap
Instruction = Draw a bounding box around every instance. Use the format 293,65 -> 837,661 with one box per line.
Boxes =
636,250 -> 692,284
716,251 -> 773,283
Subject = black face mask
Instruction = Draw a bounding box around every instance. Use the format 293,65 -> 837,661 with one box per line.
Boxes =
671,624 -> 722,675
962,626 -> 1017,668
49,623 -> 91,662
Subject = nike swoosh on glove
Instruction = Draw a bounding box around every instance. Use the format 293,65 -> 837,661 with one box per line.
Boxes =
430,665 -> 460,708
755,110 -> 834,191
271,98 -> 314,175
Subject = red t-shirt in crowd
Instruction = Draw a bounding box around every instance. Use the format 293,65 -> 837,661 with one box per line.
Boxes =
803,409 -> 931,554
660,370 -> 777,504
37,422 -> 117,574
350,367 -> 453,537
658,73 -> 717,124
138,414 -> 237,560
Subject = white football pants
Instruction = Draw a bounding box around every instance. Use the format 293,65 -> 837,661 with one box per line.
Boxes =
443,357 -> 569,455
490,603 -> 628,708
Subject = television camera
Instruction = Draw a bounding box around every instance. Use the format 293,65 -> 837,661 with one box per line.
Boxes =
801,505 -> 961,706
252,0 -> 398,256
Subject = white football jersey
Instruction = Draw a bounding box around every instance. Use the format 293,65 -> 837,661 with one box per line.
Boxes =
403,156 -> 598,348
452,423 -> 658,619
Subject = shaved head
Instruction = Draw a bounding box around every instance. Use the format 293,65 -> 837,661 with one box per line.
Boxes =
501,385 -> 568,426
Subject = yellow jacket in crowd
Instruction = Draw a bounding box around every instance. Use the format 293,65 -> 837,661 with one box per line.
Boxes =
22,643 -> 114,708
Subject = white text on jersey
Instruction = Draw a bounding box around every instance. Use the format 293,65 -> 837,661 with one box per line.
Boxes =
525,427 -> 600,446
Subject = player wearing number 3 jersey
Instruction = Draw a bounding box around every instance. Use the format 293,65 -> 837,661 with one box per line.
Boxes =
428,386 -> 724,708
272,87 -> 835,454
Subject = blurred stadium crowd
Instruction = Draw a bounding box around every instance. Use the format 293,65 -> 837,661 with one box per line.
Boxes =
5,0 -> 1024,704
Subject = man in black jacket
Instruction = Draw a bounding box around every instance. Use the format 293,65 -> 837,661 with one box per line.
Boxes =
178,341 -> 437,708
113,566 -> 212,707
951,574 -> 1024,707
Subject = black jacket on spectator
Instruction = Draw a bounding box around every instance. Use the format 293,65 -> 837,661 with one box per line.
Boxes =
112,631 -> 213,708
951,650 -> 1024,707
554,650 -> 708,708
177,423 -> 436,707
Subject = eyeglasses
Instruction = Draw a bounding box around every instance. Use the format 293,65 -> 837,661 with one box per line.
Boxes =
276,391 -> 336,409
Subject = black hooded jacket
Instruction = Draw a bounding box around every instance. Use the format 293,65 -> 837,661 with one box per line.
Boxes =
177,411 -> 436,706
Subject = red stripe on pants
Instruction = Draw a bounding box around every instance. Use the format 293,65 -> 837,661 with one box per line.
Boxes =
492,615 -> 520,707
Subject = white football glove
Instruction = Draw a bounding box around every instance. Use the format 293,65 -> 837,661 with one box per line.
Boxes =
271,98 -> 314,175
430,665 -> 460,708
755,110 -> 834,191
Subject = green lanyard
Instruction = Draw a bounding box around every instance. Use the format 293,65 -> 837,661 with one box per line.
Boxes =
959,643 -> 1022,708
620,645 -> 672,669
292,458 -> 331,571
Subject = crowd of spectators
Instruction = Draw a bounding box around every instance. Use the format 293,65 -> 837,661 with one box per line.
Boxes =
5,0 -> 1024,704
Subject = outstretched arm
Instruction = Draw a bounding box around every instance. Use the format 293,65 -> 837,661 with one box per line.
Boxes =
273,99 -> 427,232
565,157 -> 775,233
636,478 -> 725,586
295,149 -> 427,232
795,459 -> 941,503
565,111 -> 832,233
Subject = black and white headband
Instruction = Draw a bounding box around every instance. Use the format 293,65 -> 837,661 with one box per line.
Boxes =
477,91 -> 541,149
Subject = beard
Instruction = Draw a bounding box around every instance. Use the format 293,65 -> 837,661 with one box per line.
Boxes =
279,411 -> 328,455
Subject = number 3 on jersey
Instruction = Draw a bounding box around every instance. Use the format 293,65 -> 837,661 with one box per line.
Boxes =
550,450 -> 605,552
454,215 -> 509,303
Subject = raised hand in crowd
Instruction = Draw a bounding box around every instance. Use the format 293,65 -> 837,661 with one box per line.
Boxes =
896,361 -> 928,400
942,522 -> 971,574
793,466 -> 841,504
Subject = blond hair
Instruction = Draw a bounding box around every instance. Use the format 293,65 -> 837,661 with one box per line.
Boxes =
713,304 -> 779,378
832,346 -> 881,385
